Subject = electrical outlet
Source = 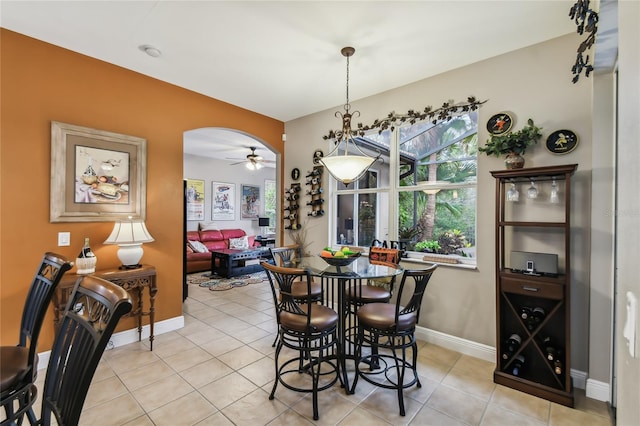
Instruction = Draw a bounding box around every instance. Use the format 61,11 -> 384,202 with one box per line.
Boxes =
58,232 -> 70,246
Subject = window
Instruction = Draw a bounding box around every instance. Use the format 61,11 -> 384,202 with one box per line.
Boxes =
331,112 -> 477,263
264,180 -> 276,234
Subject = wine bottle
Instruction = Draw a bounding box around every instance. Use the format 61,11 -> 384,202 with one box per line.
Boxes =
306,199 -> 324,206
283,204 -> 299,211
502,333 -> 521,360
306,169 -> 322,177
290,185 -> 301,192
78,237 -> 95,259
285,223 -> 301,230
76,237 -> 97,275
285,194 -> 299,201
528,307 -> 546,330
520,306 -> 532,321
305,188 -> 324,195
308,210 -> 324,217
512,354 -> 525,376
553,359 -> 562,375
288,213 -> 297,220
305,177 -> 320,185
540,336 -> 558,361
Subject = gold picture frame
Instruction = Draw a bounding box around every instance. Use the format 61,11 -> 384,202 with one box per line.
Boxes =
50,121 -> 147,222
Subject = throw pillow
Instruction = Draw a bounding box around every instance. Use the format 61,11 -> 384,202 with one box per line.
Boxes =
199,222 -> 219,231
229,236 -> 249,250
188,240 -> 209,253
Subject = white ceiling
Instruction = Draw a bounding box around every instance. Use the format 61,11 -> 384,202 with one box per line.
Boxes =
1,1 -> 613,162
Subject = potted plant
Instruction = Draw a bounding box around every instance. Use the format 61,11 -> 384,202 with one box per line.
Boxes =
479,118 -> 543,169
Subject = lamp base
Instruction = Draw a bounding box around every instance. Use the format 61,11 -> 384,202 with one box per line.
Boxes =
119,263 -> 143,270
116,243 -> 144,269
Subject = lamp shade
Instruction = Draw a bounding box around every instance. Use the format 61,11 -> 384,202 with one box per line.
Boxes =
104,219 -> 154,268
320,155 -> 376,185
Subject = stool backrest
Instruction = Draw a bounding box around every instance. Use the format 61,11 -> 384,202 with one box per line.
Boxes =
39,275 -> 132,426
269,245 -> 301,267
20,253 -> 73,372
261,261 -> 312,325
395,265 -> 438,324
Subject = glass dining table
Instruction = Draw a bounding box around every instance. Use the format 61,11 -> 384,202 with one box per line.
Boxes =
282,255 -> 404,393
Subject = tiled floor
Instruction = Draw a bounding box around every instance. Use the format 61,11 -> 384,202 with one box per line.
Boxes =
38,277 -> 613,425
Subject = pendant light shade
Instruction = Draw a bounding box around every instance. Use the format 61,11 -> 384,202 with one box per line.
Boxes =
320,47 -> 381,185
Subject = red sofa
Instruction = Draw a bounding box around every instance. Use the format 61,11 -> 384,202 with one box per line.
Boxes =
186,229 -> 259,273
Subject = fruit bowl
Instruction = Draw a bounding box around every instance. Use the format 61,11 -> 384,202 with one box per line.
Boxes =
318,252 -> 361,267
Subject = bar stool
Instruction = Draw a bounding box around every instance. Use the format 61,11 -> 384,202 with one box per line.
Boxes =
261,261 -> 339,421
1,252 -> 72,425
352,265 -> 437,416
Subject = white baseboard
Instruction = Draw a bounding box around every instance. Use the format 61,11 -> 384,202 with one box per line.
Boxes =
586,378 -> 611,402
37,315 -> 185,371
414,325 -> 610,402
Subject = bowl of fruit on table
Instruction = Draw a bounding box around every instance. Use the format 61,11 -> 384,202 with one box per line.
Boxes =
319,247 -> 361,267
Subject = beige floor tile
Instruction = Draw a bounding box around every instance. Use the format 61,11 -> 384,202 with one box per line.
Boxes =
549,402 -> 613,426
118,359 -> 176,391
426,384 -> 487,425
290,386 -> 358,425
221,388 -> 288,425
409,405 -> 471,426
247,334 -> 278,356
481,403 -> 546,426
147,332 -> 198,358
359,387 -> 422,425
418,342 -> 462,367
180,357 -> 234,389
195,411 -> 236,425
92,359 -> 117,382
414,353 -> 453,383
237,356 -> 278,387
83,375 -> 129,409
441,365 -> 496,401
452,354 -> 496,377
200,372 -> 259,409
162,346 -> 213,372
490,385 -> 551,423
572,388 -> 612,419
122,414 -> 155,426
200,334 -> 245,357
183,326 -> 227,346
337,406 -> 391,425
147,391 -> 217,426
131,373 -> 194,412
105,345 -> 160,375
79,393 -> 144,426
266,408 -> 316,425
217,345 -> 266,370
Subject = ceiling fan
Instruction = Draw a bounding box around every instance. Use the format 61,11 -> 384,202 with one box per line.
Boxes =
227,146 -> 274,170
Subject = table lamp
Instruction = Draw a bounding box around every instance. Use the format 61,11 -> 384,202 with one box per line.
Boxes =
258,217 -> 270,238
104,217 -> 155,269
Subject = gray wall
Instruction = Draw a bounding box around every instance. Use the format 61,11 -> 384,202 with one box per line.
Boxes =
285,33 -> 599,377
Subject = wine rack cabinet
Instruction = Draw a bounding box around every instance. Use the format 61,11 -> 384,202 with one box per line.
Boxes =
491,164 -> 577,407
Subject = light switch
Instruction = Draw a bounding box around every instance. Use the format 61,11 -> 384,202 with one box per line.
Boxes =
623,291 -> 638,358
58,232 -> 71,247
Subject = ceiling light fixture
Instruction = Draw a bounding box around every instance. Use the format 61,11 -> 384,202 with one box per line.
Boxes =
246,161 -> 263,170
139,45 -> 162,58
319,47 -> 381,186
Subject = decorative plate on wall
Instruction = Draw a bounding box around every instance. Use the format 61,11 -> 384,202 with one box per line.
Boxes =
291,168 -> 300,181
486,112 -> 514,135
546,130 -> 578,154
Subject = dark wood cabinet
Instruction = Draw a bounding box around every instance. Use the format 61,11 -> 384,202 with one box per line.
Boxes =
491,164 -> 577,407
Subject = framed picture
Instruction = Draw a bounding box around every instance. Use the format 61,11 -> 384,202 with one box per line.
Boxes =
186,178 -> 205,221
50,121 -> 146,222
241,184 -> 260,219
212,182 -> 235,220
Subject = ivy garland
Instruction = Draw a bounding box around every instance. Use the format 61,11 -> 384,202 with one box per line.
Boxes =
322,96 -> 487,140
569,0 -> 599,83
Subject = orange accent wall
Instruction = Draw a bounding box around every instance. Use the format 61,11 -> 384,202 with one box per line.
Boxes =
0,29 -> 285,349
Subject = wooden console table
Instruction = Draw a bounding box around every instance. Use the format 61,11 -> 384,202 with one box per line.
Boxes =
53,265 -> 158,350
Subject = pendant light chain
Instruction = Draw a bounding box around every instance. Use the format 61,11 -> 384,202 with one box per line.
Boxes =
345,53 -> 350,112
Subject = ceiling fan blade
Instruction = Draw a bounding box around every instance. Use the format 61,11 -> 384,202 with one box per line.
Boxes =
229,160 -> 246,166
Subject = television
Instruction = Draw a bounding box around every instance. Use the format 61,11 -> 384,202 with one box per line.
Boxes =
258,217 -> 270,237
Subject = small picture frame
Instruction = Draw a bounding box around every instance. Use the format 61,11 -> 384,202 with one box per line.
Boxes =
487,112 -> 514,135
546,130 -> 579,154
291,168 -> 300,181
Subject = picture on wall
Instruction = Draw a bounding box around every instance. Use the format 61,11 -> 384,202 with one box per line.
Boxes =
212,182 -> 235,221
50,121 -> 147,222
241,184 -> 260,219
186,178 -> 205,221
